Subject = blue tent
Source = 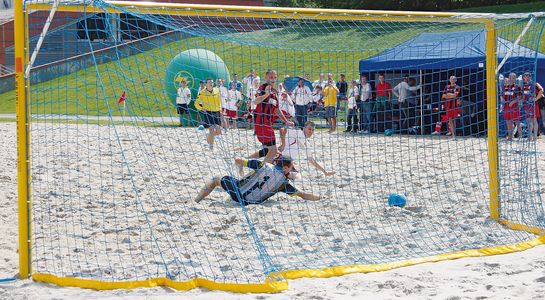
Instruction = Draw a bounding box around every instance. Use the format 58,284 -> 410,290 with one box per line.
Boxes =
359,30 -> 545,83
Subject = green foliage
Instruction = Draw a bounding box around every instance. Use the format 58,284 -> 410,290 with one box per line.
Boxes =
275,0 -> 545,11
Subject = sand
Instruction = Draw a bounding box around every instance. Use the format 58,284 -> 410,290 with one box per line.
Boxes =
0,120 -> 544,299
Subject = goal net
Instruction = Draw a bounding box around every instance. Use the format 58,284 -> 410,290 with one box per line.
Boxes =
13,0 -> 545,292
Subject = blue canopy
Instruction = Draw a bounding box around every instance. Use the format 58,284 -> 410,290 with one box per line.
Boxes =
359,30 -> 545,83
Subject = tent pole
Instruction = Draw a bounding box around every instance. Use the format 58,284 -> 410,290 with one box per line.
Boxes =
420,70 -> 423,135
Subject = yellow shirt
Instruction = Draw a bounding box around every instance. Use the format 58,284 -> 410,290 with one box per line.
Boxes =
195,88 -> 221,112
323,85 -> 338,107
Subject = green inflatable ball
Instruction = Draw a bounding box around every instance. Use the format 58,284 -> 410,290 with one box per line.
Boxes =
164,49 -> 231,103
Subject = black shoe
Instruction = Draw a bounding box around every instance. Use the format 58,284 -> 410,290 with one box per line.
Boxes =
344,129 -> 352,133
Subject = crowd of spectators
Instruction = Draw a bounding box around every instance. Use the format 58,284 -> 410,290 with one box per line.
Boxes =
175,69 -> 545,140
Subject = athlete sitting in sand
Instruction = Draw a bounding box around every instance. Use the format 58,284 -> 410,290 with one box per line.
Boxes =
194,156 -> 320,205
247,121 -> 335,177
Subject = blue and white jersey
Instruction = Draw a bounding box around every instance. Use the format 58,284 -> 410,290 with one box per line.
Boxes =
239,160 -> 297,204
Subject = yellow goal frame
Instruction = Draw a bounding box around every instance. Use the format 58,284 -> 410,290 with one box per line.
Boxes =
15,0 -> 542,293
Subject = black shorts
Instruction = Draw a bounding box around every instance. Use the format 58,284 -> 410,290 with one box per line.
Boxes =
220,176 -> 247,205
201,111 -> 221,128
177,103 -> 189,115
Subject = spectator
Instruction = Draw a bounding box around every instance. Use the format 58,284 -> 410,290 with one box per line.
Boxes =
441,75 -> 462,138
522,72 -> 542,141
336,74 -> 348,99
375,74 -> 392,132
242,69 -> 260,97
246,78 -> 260,129
313,73 -> 325,89
175,78 -> 192,127
358,74 -> 372,133
393,75 -> 410,129
278,83 -> 295,123
322,79 -> 339,133
310,85 -> 323,115
501,75 -> 521,140
336,74 -> 348,113
197,80 -> 205,97
345,80 -> 359,133
217,79 -> 229,129
195,78 -> 222,149
229,74 -> 243,92
292,78 -> 312,128
225,81 -> 242,129
407,78 -> 420,128
327,73 -> 336,86
393,76 -> 421,129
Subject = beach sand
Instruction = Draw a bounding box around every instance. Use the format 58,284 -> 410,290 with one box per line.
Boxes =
0,121 -> 544,299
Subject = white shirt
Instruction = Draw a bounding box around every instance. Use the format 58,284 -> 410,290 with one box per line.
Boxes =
176,86 -> 191,105
393,81 -> 420,103
226,90 -> 241,111
279,93 -> 295,117
312,90 -> 322,103
360,83 -> 371,102
282,128 -> 314,161
247,85 -> 259,110
243,75 -> 260,93
292,85 -> 312,106
219,86 -> 229,109
347,86 -> 360,109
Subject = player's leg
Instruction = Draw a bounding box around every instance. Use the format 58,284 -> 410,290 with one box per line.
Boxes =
507,120 -> 513,140
528,117 -> 535,141
195,177 -> 222,203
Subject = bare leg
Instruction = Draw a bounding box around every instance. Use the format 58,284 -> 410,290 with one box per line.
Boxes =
507,121 -> 513,140
214,125 -> 222,136
264,145 -> 276,164
207,127 -> 214,147
516,121 -> 522,139
195,177 -> 221,203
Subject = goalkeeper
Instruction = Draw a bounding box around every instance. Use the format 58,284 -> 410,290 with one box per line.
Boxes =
247,121 -> 335,177
194,156 -> 320,205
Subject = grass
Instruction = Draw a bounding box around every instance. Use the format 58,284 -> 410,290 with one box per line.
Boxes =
0,2 -> 543,116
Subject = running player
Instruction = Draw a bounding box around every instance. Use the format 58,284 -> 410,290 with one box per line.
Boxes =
254,69 -> 294,163
194,156 -> 321,205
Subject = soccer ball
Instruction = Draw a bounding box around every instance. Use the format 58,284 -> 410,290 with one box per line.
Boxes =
388,193 -> 407,207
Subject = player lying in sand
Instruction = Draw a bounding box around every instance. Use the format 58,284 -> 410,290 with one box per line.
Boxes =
247,121 -> 335,177
194,156 -> 320,205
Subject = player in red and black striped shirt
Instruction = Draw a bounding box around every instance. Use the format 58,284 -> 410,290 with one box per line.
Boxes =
522,72 -> 542,141
252,69 -> 293,163
502,74 -> 522,140
441,75 -> 462,138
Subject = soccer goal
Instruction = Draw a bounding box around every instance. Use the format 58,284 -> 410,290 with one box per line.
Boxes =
14,0 -> 545,292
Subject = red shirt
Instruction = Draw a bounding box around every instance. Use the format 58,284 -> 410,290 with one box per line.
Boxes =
254,83 -> 279,126
443,84 -> 461,100
522,82 -> 543,101
502,84 -> 520,105
376,82 -> 391,97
